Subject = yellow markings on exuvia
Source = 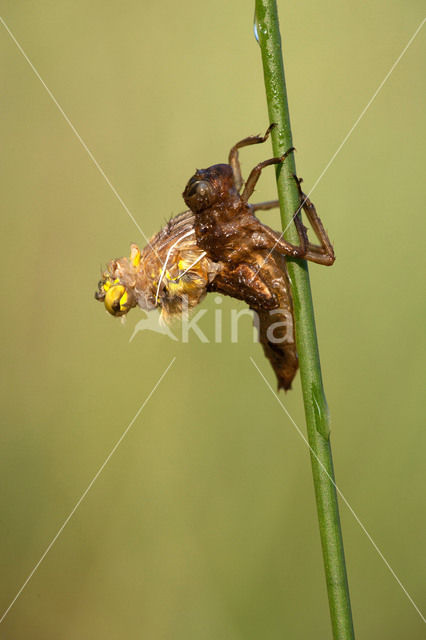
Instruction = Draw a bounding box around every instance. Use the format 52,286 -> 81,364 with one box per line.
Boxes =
103,277 -> 120,292
166,267 -> 184,285
104,284 -> 126,315
166,280 -> 182,292
130,245 -> 141,268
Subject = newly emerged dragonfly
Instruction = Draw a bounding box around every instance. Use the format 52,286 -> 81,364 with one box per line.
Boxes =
95,125 -> 335,389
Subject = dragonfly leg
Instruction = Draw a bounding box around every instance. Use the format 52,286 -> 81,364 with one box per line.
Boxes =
249,179 -> 334,266
292,175 -> 335,265
228,123 -> 276,192
241,148 -> 294,203
250,199 -> 279,212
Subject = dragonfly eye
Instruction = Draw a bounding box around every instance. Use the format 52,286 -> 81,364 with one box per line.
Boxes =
183,178 -> 216,212
104,285 -> 131,317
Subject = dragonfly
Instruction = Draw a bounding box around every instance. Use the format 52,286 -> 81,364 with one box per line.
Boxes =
95,125 -> 335,390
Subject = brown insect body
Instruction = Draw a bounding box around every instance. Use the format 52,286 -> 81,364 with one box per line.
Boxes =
208,252 -> 297,390
182,165 -> 298,389
95,126 -> 334,391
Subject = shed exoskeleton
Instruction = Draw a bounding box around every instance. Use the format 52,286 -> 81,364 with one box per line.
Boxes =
95,125 -> 335,390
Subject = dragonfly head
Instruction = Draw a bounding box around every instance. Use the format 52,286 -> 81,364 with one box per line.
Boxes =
95,278 -> 134,317
183,164 -> 237,213
95,245 -> 141,317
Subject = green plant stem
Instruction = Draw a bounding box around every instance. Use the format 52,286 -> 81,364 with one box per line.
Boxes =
254,2 -> 355,638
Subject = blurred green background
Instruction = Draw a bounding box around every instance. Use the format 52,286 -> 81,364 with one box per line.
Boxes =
1,1 -> 425,638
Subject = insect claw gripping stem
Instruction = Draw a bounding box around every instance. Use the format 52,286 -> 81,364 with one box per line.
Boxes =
229,122 -> 277,192
280,146 -> 295,162
241,150 -> 295,202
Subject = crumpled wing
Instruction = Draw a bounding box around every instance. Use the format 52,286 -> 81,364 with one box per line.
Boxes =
136,210 -> 220,322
